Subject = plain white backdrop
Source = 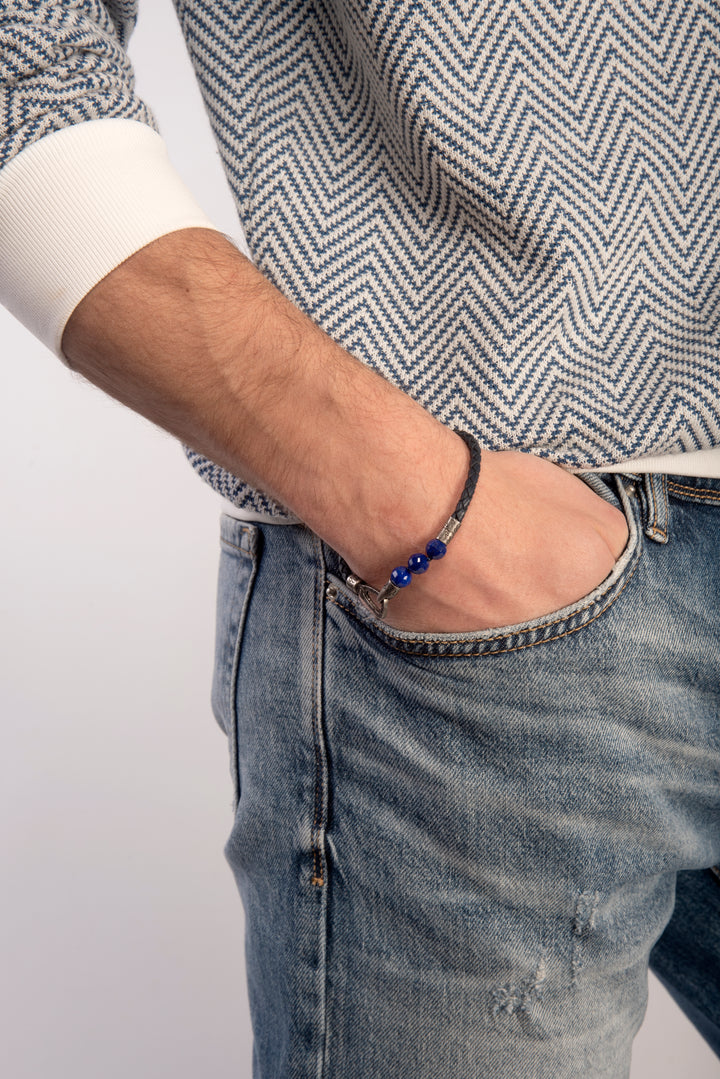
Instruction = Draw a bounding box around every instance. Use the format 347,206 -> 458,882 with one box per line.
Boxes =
1,2 -> 718,1075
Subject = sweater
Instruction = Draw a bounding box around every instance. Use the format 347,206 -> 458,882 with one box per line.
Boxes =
1,0 -> 719,515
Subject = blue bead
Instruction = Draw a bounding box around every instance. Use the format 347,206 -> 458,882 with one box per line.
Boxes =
391,565 -> 412,588
426,538 -> 447,560
408,552 -> 430,574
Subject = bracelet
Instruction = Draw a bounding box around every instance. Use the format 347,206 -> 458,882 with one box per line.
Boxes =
345,430 -> 482,619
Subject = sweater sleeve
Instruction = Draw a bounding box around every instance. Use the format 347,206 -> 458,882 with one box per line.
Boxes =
0,1 -> 219,355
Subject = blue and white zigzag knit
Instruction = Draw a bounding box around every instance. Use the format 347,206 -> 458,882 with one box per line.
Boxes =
1,0 -> 719,513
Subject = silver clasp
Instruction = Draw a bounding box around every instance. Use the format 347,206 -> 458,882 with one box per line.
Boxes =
346,574 -> 399,619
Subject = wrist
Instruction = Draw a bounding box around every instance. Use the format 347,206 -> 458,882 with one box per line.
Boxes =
344,431 -> 481,618
336,424 -> 472,589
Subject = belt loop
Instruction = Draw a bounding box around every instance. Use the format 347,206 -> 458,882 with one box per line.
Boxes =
639,473 -> 669,543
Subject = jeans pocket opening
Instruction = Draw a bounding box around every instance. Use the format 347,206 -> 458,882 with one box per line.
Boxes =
326,475 -> 642,659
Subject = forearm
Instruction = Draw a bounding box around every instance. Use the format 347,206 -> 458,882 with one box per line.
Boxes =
61,228 -> 467,583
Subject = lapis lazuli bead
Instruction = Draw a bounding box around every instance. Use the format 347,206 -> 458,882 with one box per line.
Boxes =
426,538 -> 447,560
408,552 -> 430,574
391,565 -> 412,588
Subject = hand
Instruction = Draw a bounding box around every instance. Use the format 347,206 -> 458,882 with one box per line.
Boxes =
378,450 -> 630,634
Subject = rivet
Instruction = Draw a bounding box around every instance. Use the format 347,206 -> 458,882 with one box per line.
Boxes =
625,482 -> 638,499
325,585 -> 338,600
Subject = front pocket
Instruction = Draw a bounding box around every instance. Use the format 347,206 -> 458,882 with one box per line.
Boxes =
211,517 -> 261,807
325,477 -> 642,659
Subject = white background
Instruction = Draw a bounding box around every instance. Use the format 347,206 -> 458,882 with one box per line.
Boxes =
1,1 -> 718,1075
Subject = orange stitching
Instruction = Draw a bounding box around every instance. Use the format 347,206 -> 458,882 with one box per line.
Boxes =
220,538 -> 253,556
667,480 -> 720,502
330,560 -> 639,659
220,526 -> 254,555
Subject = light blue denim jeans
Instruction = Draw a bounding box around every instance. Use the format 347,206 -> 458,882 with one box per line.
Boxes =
212,472 -> 720,1078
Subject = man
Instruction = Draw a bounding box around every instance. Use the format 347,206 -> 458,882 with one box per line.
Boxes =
1,1 -> 718,1075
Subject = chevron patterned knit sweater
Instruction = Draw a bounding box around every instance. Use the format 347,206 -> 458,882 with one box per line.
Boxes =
1,1 -> 719,515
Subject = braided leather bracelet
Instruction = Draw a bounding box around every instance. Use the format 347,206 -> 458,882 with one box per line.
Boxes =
345,430 -> 482,619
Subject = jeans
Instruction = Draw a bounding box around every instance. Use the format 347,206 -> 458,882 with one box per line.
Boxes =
211,471 -> 720,1078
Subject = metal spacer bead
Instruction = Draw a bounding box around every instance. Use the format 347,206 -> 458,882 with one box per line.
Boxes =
437,516 -> 460,545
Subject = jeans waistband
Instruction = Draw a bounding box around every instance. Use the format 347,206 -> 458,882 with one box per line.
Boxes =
616,471 -> 720,545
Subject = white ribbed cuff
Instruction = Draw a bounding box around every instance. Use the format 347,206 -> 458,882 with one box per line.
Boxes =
0,118 -> 221,355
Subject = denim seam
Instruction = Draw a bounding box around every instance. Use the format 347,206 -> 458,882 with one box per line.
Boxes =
311,535 -> 330,1078
311,540 -> 327,889
225,526 -> 259,810
329,558 -> 640,658
660,473 -> 669,529
220,534 -> 254,557
667,480 -> 720,502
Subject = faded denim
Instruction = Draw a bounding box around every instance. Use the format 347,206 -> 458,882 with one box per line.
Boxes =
212,472 -> 720,1078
